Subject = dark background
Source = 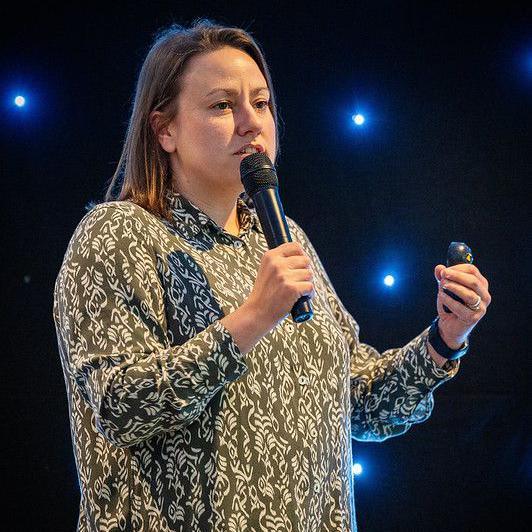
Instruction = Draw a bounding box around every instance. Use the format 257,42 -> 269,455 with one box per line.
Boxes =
2,1 -> 530,530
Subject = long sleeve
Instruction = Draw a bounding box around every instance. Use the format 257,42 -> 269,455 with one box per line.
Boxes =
53,203 -> 247,448
287,218 -> 460,443
328,298 -> 459,442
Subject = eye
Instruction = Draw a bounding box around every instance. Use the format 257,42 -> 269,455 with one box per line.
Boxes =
211,99 -> 270,112
213,101 -> 232,111
255,100 -> 270,110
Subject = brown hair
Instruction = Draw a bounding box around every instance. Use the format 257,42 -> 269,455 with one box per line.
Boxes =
104,18 -> 281,221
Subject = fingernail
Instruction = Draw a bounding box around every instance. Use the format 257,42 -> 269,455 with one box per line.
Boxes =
441,269 -> 446,279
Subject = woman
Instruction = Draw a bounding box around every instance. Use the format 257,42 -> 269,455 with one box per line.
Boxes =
53,19 -> 491,532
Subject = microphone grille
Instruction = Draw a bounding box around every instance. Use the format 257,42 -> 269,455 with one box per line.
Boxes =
240,152 -> 278,196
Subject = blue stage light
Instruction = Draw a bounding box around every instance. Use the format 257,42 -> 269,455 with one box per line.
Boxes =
352,462 -> 363,476
384,275 -> 395,287
526,52 -> 532,75
14,95 -> 26,107
352,113 -> 365,126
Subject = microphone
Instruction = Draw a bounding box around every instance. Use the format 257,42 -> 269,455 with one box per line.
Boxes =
443,242 -> 474,313
240,152 -> 313,323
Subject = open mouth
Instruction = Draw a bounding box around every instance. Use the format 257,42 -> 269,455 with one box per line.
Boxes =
234,144 -> 264,155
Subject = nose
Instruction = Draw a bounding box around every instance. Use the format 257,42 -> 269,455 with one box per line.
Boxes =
235,100 -> 263,138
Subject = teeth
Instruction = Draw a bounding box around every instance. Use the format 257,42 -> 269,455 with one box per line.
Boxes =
239,146 -> 259,154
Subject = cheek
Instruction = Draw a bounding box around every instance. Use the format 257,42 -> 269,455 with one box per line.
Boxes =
266,117 -> 277,158
195,120 -> 233,152
180,110 -> 228,140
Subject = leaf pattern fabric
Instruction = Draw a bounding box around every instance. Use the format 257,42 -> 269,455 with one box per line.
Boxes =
53,192 -> 459,531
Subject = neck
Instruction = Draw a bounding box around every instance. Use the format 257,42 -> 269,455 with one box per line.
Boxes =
171,179 -> 241,237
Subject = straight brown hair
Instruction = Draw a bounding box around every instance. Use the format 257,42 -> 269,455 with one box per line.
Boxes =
104,19 -> 280,221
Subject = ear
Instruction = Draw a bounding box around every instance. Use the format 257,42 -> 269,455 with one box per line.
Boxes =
150,111 -> 176,154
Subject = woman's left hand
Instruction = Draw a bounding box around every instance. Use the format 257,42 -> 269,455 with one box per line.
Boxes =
434,264 -> 492,348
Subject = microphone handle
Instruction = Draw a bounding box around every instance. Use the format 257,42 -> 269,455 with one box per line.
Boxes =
252,188 -> 313,323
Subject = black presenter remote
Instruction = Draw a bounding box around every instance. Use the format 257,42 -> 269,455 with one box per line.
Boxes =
443,242 -> 474,313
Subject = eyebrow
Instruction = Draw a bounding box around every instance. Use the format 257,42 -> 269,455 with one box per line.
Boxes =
204,86 -> 270,98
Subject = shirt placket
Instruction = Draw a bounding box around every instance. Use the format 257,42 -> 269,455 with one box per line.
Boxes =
224,224 -> 320,529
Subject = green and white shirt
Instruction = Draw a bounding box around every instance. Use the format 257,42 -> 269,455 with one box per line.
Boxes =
53,192 -> 459,531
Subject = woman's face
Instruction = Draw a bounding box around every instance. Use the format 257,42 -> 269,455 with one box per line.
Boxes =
164,46 -> 277,196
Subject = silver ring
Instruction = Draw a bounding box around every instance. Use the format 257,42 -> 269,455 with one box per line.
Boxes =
467,295 -> 482,311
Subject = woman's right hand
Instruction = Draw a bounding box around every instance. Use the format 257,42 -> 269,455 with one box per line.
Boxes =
221,242 -> 315,355
245,242 -> 315,330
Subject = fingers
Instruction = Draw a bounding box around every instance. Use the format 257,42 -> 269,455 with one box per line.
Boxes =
440,278 -> 490,307
277,242 -> 307,257
259,243 -> 315,305
286,267 -> 314,284
438,287 -> 485,323
435,261 -> 491,325
286,254 -> 314,286
435,263 -> 488,286
441,268 -> 491,305
266,243 -> 314,281
434,264 -> 446,282
443,263 -> 489,290
298,282 -> 316,299
286,254 -> 312,270
435,263 -> 491,302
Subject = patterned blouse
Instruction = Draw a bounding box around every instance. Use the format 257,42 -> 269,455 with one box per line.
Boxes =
53,192 -> 460,532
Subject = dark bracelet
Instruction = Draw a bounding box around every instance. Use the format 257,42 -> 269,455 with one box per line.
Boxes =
428,317 -> 469,361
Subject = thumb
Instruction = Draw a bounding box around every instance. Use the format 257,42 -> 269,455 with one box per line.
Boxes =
434,264 -> 446,283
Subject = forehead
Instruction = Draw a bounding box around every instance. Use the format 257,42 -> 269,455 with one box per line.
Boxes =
180,46 -> 269,96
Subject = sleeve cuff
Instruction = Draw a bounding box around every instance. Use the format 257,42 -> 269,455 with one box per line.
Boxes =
388,328 -> 460,425
165,319 -> 248,395
417,326 -> 461,383
211,319 -> 247,383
